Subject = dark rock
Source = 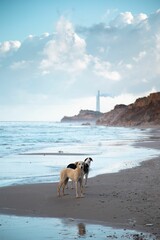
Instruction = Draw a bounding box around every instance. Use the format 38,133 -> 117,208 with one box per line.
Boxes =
61,109 -> 103,123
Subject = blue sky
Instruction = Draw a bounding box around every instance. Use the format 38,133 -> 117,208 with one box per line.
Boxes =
0,0 -> 160,121
0,0 -> 159,41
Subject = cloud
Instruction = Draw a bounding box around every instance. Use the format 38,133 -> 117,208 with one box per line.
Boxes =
39,16 -> 122,87
40,17 -> 90,75
93,58 -> 121,81
110,11 -> 134,27
133,51 -> 146,62
110,11 -> 148,28
0,10 -> 160,120
79,10 -> 160,93
0,40 -> 21,55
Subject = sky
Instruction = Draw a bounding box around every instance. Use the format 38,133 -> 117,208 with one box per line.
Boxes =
0,0 -> 160,121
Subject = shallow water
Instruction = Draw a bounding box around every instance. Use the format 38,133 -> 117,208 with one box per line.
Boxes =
0,144 -> 159,187
0,215 -> 156,240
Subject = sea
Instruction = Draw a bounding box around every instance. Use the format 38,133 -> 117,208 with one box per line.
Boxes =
0,121 -> 159,240
0,121 -> 160,187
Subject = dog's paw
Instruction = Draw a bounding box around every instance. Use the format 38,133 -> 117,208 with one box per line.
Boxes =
76,194 -> 84,198
80,194 -> 85,198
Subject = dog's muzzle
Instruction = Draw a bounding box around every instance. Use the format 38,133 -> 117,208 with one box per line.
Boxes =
81,165 -> 84,170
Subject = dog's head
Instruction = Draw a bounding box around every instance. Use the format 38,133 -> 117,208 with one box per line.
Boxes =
77,161 -> 85,170
84,157 -> 93,166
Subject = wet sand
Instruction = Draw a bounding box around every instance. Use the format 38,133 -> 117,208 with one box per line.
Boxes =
0,128 -> 160,238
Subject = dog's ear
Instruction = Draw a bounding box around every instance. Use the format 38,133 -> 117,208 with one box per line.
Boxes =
84,158 -> 88,162
75,162 -> 78,166
90,158 -> 93,161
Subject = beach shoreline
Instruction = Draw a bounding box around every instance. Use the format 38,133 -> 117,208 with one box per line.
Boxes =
0,127 -> 160,238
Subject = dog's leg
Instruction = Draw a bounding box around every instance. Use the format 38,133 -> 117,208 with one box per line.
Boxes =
62,182 -> 65,196
57,177 -> 68,197
85,173 -> 88,186
62,178 -> 68,196
71,180 -> 74,189
75,181 -> 79,198
57,181 -> 62,197
79,179 -> 84,197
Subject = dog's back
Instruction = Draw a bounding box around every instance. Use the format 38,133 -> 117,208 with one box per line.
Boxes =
67,163 -> 77,169
60,168 -> 76,182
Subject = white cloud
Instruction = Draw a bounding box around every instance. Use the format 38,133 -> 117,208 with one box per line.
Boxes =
110,11 -> 134,27
42,32 -> 50,37
40,17 -> 89,75
135,13 -> 148,23
40,17 -> 122,84
110,11 -> 148,28
125,64 -> 132,69
27,35 -> 34,39
133,51 -> 146,62
121,12 -> 134,24
93,58 -> 121,81
0,40 -> 21,54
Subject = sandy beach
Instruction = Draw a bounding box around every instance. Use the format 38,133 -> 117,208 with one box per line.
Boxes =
0,128 -> 160,238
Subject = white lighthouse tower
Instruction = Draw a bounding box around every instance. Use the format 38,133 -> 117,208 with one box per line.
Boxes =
96,90 -> 100,112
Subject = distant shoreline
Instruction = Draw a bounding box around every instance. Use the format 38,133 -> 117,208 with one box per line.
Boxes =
19,152 -> 91,156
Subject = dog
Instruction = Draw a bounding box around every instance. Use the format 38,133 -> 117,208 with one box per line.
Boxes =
57,161 -> 85,198
83,157 -> 93,186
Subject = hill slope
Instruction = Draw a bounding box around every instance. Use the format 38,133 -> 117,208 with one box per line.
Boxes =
97,92 -> 160,127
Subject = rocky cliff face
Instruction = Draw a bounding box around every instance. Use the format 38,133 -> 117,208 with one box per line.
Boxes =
61,110 -> 103,123
97,92 -> 160,127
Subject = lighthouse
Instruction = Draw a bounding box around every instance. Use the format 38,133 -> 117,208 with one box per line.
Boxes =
96,90 -> 100,112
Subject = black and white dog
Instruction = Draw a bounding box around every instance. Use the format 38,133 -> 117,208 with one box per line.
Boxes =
67,157 -> 93,187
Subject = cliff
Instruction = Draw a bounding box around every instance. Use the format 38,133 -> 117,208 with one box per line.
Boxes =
61,110 -> 103,123
97,92 -> 160,127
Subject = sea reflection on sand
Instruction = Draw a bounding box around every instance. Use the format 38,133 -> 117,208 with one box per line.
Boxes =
0,215 -> 155,240
60,218 -> 156,239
